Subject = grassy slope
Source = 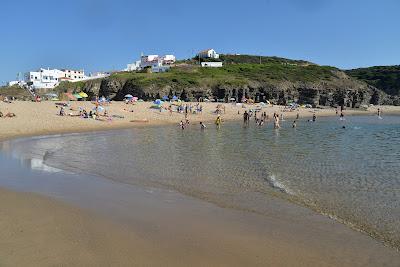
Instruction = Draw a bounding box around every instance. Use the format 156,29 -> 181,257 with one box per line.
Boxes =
0,85 -> 32,99
110,58 -> 337,90
346,66 -> 400,96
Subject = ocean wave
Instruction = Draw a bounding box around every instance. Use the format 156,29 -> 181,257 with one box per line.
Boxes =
266,174 -> 294,195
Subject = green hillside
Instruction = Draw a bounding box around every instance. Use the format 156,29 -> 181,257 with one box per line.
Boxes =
346,65 -> 400,96
110,60 -> 337,90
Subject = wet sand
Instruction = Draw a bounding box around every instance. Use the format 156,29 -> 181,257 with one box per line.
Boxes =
0,167 -> 399,267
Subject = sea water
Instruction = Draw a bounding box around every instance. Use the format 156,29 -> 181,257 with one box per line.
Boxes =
2,115 -> 400,248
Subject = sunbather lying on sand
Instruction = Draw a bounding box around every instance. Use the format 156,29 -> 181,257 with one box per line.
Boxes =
4,112 -> 16,118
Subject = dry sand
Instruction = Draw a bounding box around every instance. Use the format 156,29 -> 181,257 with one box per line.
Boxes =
0,101 -> 400,266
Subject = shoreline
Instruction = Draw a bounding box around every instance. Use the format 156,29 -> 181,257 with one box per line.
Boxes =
1,101 -> 399,142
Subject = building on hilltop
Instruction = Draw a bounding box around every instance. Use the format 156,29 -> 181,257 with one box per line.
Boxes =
24,68 -> 87,89
126,61 -> 141,71
197,49 -> 220,59
125,54 -> 176,72
59,69 -> 86,81
25,68 -> 63,89
161,55 -> 176,65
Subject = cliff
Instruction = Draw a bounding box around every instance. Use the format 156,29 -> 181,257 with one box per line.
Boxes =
346,65 -> 400,105
54,55 -> 398,107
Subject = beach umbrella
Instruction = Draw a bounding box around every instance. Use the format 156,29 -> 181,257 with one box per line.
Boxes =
162,95 -> 169,101
79,92 -> 88,98
73,93 -> 83,99
124,94 -> 133,98
154,99 -> 163,105
172,96 -> 178,101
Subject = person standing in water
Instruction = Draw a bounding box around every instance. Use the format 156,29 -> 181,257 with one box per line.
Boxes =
312,113 -> 316,122
200,121 -> 207,130
378,108 -> 382,117
179,120 -> 185,130
274,114 -> 280,129
215,115 -> 222,128
292,120 -> 297,128
243,111 -> 249,126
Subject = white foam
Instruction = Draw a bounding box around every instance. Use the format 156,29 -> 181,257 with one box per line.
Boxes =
267,175 -> 294,195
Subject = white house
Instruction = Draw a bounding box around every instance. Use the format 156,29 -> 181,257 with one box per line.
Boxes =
161,55 -> 176,65
59,69 -> 86,81
8,80 -> 26,87
201,62 -> 223,68
140,55 -> 161,69
197,49 -> 220,59
126,60 -> 141,71
125,53 -> 176,72
25,68 -> 63,89
25,68 -> 87,89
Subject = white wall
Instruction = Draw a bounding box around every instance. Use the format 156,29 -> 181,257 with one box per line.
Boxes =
201,62 -> 223,68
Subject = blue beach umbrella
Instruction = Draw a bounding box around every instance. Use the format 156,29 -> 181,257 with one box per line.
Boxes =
124,94 -> 133,98
162,95 -> 169,101
172,96 -> 178,101
154,99 -> 163,105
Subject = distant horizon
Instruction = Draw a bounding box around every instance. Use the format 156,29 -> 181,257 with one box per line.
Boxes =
1,0 -> 399,84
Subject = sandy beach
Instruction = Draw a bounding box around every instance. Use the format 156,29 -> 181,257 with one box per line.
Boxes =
1,101 -> 400,266
1,100 -> 399,141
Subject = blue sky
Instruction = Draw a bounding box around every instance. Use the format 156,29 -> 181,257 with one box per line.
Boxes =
1,0 -> 399,83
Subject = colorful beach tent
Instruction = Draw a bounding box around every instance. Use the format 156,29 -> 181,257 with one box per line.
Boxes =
79,92 -> 88,98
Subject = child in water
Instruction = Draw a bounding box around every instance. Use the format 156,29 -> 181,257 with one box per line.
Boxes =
200,121 -> 207,129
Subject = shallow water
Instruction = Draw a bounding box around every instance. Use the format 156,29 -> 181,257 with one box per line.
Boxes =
2,115 -> 400,248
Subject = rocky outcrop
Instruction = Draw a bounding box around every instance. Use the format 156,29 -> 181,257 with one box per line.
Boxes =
81,70 -> 395,107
